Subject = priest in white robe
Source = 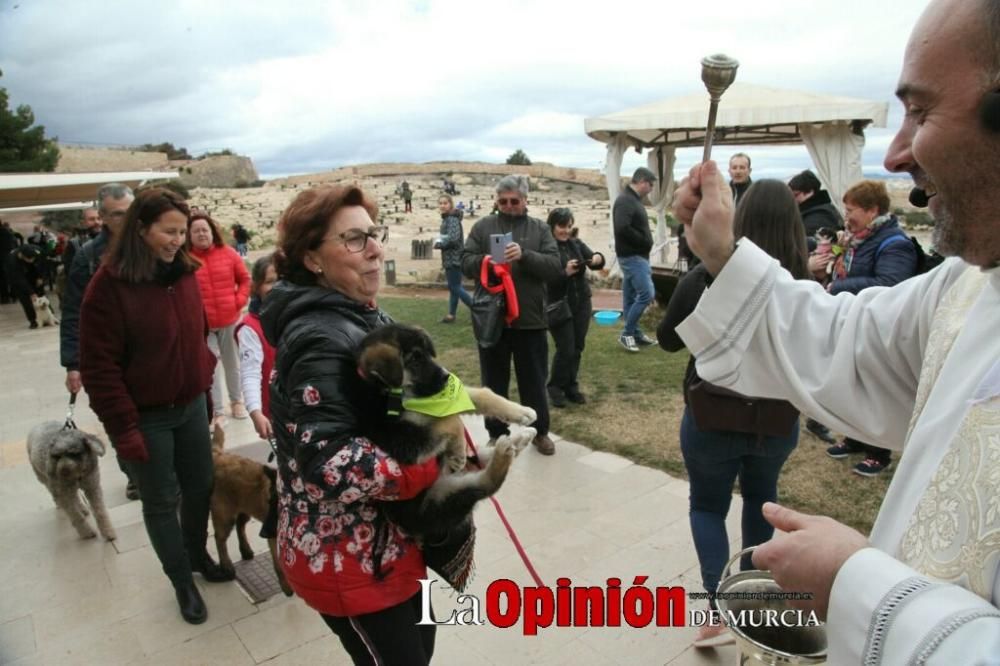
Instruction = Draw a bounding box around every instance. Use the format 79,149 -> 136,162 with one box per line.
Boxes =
670,0 -> 1000,662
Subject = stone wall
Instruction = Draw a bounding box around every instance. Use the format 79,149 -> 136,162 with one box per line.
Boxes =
55,145 -> 169,173
175,155 -> 260,188
271,161 -> 607,191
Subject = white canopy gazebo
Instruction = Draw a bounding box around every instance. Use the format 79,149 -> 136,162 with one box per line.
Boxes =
584,82 -> 888,262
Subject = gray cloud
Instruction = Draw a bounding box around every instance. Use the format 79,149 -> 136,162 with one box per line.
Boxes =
0,0 -> 929,178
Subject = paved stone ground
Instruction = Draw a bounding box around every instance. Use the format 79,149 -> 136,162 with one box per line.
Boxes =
0,293 -> 743,665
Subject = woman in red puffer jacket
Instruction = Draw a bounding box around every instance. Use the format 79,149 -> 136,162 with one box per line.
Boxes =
187,211 -> 250,424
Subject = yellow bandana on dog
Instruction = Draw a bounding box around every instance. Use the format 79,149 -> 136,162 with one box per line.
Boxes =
402,373 -> 476,417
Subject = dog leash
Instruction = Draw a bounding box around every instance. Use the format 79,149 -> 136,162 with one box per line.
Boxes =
463,428 -> 545,588
62,392 -> 78,431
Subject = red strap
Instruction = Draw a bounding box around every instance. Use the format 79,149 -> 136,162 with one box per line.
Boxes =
464,427 -> 544,588
479,256 -> 520,325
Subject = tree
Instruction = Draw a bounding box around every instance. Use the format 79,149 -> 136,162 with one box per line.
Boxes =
506,149 -> 532,166
0,70 -> 60,172
139,142 -> 192,160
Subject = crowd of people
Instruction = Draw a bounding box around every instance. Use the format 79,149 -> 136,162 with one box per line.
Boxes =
5,0 -> 997,660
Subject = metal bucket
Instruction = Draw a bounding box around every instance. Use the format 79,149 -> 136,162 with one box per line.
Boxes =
715,547 -> 827,665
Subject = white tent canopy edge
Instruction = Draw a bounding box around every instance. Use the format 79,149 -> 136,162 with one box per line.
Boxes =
584,82 -> 888,263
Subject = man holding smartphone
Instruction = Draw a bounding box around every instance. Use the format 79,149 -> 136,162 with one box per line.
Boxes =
462,175 -> 562,454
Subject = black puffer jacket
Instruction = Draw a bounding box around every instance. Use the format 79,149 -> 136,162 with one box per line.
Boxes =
261,281 -> 391,462
799,190 -> 844,239
461,212 -> 562,329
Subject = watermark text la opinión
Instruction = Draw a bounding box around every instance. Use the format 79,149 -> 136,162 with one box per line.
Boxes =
417,577 -> 820,636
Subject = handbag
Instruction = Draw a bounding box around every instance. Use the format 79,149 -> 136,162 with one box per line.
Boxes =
686,379 -> 799,437
470,284 -> 505,348
545,298 -> 572,327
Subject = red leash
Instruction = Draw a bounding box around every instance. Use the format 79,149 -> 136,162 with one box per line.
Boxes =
463,428 -> 545,588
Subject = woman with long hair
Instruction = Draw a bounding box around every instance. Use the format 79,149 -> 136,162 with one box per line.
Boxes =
657,179 -> 809,648
80,187 -> 230,625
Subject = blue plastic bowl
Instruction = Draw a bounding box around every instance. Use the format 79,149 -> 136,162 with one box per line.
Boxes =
594,310 -> 621,326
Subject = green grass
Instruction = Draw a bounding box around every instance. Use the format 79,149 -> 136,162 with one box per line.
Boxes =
378,293 -> 890,535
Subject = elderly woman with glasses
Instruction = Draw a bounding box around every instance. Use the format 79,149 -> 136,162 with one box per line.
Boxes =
260,185 -> 441,665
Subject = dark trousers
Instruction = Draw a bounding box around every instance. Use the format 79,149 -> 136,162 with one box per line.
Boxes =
844,437 -> 892,465
479,327 -> 549,437
125,394 -> 214,587
15,289 -> 36,325
680,407 -> 798,594
548,301 -> 592,394
444,265 -> 472,316
322,592 -> 435,666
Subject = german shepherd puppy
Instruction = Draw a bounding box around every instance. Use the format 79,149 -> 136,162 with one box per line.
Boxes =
357,323 -> 537,540
210,425 -> 293,596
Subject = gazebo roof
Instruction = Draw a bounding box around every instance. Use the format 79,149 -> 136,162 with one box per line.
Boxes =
584,83 -> 888,149
0,170 -> 178,212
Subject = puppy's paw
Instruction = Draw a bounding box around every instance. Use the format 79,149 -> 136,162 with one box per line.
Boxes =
510,427 -> 536,455
75,524 -> 98,539
493,435 -> 515,459
515,406 -> 537,426
102,527 -> 118,541
445,453 -> 467,474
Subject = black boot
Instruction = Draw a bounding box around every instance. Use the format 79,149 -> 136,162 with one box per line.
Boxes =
174,581 -> 207,624
190,551 -> 236,582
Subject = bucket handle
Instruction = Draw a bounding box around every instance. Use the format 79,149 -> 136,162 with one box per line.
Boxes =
719,546 -> 762,588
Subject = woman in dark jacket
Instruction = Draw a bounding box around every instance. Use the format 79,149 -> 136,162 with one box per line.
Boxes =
260,185 -> 440,665
80,188 -> 227,626
819,180 -> 919,476
544,208 -> 605,407
436,194 -> 472,323
658,180 -> 809,648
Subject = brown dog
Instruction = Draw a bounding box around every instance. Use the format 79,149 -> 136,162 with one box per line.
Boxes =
210,425 -> 293,597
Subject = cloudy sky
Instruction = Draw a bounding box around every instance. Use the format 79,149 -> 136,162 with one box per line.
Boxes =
0,0 -> 930,180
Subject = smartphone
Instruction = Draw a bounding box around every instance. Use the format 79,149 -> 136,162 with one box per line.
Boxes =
490,232 -> 512,264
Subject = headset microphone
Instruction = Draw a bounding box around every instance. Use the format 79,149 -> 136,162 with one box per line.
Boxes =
980,90 -> 1000,133
909,188 -> 933,207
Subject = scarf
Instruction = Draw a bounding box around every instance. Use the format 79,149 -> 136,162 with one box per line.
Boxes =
836,214 -> 894,278
480,256 -> 519,324
402,373 -> 476,417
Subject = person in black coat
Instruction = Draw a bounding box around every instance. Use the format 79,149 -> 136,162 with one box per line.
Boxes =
4,244 -> 45,328
544,208 -> 605,407
789,169 -> 844,249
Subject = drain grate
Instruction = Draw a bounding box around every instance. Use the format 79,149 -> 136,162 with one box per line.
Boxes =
234,553 -> 284,604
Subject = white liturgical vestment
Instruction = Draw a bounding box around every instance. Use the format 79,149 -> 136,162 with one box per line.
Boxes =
676,240 -> 1000,665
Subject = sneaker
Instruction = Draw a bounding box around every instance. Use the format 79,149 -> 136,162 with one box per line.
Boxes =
826,440 -> 858,459
231,401 -> 249,420
806,419 -> 837,444
619,335 -> 639,353
692,623 -> 735,648
440,315 -> 456,324
566,389 -> 587,404
635,332 -> 657,346
548,387 -> 567,408
853,457 -> 890,477
532,434 -> 556,455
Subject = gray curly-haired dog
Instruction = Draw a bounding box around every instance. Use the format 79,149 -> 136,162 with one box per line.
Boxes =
27,421 -> 117,541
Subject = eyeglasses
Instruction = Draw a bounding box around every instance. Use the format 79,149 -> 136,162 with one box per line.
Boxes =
497,197 -> 522,206
102,210 -> 127,220
323,225 -> 388,253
